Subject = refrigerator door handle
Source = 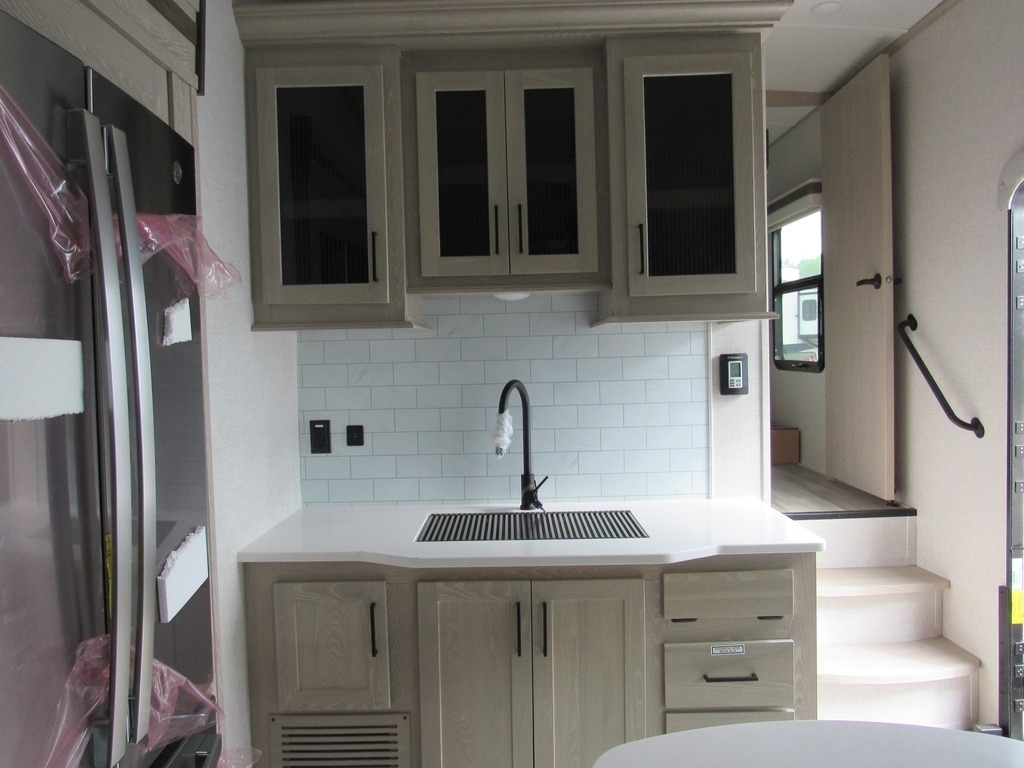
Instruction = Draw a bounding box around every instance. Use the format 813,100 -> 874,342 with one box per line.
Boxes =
67,110 -> 133,768
106,124 -> 158,745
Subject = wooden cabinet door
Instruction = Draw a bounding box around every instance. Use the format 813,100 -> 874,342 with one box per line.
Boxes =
418,581 -> 534,768
273,581 -> 390,710
532,579 -> 646,768
622,48 -> 759,298
254,62 -> 390,305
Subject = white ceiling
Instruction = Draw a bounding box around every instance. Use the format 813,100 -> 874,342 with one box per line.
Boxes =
763,0 -> 946,142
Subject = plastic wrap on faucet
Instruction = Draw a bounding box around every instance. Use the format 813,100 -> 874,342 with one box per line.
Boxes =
43,635 -> 224,768
0,82 -> 92,282
218,747 -> 263,767
493,411 -> 513,457
134,213 -> 241,298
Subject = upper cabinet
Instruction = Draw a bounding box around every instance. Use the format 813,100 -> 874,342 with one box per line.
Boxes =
416,68 -> 598,278
598,34 -> 769,322
1,0 -> 202,140
245,46 -> 424,329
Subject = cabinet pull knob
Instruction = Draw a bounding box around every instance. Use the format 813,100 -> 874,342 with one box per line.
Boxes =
638,223 -> 646,275
369,601 -> 379,658
702,673 -> 759,684
856,273 -> 882,289
495,205 -> 500,255
517,204 -> 523,255
515,601 -> 522,657
371,231 -> 378,282
542,601 -> 549,658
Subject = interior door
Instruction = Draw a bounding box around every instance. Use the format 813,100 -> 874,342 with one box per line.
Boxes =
821,54 -> 895,501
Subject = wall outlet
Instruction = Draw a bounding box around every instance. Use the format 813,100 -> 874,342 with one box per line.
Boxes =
346,425 -> 364,446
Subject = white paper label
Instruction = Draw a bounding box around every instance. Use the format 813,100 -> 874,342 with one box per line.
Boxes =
711,644 -> 746,656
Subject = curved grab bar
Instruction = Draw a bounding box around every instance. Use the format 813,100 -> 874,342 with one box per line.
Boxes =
897,314 -> 984,438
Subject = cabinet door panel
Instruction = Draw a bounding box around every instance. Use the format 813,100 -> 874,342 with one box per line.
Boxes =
505,69 -> 598,275
256,64 -> 389,305
419,581 -> 533,768
623,50 -> 757,297
418,71 -> 508,276
273,581 -> 390,710
532,580 -> 646,768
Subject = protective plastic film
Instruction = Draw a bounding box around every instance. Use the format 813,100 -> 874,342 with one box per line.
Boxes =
0,82 -> 92,281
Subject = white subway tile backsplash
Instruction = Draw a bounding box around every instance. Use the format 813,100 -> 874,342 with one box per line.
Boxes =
297,299 -> 710,505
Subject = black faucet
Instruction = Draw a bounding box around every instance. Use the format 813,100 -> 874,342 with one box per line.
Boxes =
496,379 -> 547,510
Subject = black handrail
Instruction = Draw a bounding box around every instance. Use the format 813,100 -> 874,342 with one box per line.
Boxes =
897,314 -> 984,438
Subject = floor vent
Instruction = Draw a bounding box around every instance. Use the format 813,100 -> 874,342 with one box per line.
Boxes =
270,713 -> 410,768
416,509 -> 648,542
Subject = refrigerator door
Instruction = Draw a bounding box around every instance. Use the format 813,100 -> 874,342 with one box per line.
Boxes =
0,11 -> 107,768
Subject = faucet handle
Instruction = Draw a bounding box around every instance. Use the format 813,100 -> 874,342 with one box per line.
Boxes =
535,475 -> 549,492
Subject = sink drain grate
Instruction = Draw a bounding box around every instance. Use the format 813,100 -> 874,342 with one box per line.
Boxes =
416,510 -> 648,542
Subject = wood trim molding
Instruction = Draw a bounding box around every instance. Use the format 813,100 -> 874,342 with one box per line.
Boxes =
234,0 -> 792,46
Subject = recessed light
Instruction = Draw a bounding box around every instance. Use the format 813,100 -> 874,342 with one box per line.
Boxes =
811,1 -> 843,17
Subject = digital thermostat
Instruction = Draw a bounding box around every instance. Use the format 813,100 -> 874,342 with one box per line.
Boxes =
719,353 -> 748,395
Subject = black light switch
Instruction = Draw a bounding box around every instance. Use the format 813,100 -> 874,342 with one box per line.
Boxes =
310,420 -> 331,454
346,424 -> 364,446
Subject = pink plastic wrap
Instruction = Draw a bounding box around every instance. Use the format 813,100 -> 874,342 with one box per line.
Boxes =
44,635 -> 224,768
0,82 -> 92,281
135,213 -> 241,299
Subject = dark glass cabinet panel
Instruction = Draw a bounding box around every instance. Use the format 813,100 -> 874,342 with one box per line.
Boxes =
435,90 -> 491,258
277,85 -> 370,285
642,73 -> 735,277
523,87 -> 579,256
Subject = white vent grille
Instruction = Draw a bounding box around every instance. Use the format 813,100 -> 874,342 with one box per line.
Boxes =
270,713 -> 410,768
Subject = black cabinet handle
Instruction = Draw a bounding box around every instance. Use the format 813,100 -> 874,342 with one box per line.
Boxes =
702,672 -> 758,683
371,231 -> 378,282
517,204 -> 523,254
542,602 -> 548,658
757,615 -> 785,621
494,205 -> 500,255
638,223 -> 646,274
670,617 -> 698,623
369,602 -> 379,658
516,601 -> 522,657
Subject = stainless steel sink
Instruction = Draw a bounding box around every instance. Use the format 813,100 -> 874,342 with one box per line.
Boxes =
416,509 -> 648,542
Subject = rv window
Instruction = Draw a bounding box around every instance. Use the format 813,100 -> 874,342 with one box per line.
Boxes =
771,210 -> 823,372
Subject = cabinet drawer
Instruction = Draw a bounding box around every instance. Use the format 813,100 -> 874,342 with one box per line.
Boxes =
663,569 -> 793,638
665,708 -> 795,733
664,639 -> 793,709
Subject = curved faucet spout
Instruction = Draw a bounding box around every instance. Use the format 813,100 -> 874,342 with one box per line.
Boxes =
496,379 -> 546,510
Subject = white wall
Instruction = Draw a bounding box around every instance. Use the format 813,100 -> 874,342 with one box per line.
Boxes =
297,296 -> 712,505
890,0 -> 1022,724
196,2 -> 302,752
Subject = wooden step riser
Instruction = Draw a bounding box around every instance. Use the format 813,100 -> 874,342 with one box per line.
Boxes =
800,516 -> 916,568
818,592 -> 943,644
819,674 -> 979,730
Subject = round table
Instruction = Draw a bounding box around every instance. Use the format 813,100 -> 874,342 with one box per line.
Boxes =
592,721 -> 1024,768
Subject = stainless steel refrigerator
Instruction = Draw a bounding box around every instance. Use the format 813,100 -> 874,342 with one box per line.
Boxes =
0,10 -> 217,768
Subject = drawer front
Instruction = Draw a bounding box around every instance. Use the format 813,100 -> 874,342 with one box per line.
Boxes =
664,639 -> 794,709
665,708 -> 795,733
663,569 -> 793,639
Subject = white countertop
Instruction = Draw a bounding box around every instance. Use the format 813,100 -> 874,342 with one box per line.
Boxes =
592,720 -> 1024,768
237,497 -> 824,567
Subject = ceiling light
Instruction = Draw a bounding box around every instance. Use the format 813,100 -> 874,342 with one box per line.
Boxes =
494,292 -> 530,301
811,1 -> 843,17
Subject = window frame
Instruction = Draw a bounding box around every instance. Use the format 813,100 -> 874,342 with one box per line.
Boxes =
768,184 -> 823,373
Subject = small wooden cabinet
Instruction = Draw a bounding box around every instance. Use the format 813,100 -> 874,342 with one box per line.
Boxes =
599,34 -> 769,322
245,46 -> 422,329
273,581 -> 390,710
416,68 -> 598,278
659,569 -> 797,732
418,579 -> 645,768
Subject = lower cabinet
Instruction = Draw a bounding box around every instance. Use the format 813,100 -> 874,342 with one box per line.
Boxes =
418,579 -> 646,768
273,581 -> 390,710
659,569 -> 798,730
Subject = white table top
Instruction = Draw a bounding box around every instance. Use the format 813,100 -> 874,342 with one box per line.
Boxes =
237,497 -> 824,567
593,721 -> 1024,768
